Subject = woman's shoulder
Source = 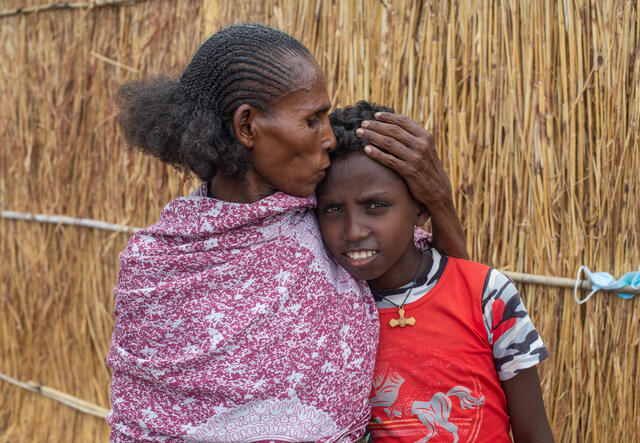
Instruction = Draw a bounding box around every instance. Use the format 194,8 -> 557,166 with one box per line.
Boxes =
119,187 -> 320,258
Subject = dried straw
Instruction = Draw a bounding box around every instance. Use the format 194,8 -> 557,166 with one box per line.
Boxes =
1,1 -> 639,441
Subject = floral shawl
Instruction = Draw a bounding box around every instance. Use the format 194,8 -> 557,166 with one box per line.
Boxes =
107,183 -> 379,442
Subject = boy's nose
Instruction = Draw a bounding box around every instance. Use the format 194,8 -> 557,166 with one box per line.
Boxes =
344,214 -> 369,242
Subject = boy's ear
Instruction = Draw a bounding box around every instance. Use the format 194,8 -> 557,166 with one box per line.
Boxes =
416,203 -> 430,227
233,104 -> 259,149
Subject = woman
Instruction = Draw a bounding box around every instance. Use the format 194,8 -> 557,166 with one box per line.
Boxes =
108,24 -> 466,442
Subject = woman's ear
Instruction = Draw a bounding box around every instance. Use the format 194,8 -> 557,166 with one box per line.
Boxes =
233,104 -> 259,149
416,203 -> 430,227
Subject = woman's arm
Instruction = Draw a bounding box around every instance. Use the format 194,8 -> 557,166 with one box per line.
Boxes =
502,366 -> 555,443
356,112 -> 468,259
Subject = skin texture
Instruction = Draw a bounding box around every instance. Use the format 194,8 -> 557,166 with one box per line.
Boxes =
316,153 -> 429,290
356,112 -> 469,260
210,55 -> 336,203
503,366 -> 555,443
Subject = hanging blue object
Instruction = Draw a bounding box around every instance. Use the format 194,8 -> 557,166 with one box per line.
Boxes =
574,266 -> 640,304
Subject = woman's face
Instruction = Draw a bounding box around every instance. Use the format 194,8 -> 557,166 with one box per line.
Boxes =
248,57 -> 337,197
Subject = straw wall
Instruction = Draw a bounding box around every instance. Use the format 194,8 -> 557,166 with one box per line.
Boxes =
1,0 -> 638,441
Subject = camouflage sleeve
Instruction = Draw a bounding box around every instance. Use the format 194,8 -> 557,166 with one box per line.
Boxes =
481,269 -> 549,381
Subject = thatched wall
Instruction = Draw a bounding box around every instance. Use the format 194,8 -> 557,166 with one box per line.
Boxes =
1,0 -> 638,441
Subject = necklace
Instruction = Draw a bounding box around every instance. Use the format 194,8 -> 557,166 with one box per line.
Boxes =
372,252 -> 423,328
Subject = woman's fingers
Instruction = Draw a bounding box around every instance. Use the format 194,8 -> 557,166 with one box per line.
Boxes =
358,119 -> 418,153
372,111 -> 425,137
360,113 -> 453,208
363,145 -> 411,177
357,126 -> 417,162
357,112 -> 436,163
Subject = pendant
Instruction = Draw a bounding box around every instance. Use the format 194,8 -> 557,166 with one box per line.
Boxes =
389,307 -> 415,328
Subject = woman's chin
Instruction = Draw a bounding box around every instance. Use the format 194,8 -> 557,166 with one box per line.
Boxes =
283,183 -> 317,198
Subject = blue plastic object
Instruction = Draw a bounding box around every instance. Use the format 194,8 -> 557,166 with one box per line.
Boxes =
574,266 -> 640,304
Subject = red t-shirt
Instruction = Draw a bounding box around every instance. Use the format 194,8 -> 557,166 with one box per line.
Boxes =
369,258 -> 511,442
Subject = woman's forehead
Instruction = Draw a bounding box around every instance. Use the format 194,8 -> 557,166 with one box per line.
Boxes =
283,93 -> 331,114
286,54 -> 324,90
275,62 -> 331,112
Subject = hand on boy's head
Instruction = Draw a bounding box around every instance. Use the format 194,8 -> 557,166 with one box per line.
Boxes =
328,101 -> 468,260
356,112 -> 453,211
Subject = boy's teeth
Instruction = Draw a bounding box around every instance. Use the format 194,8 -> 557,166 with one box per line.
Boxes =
347,250 -> 376,259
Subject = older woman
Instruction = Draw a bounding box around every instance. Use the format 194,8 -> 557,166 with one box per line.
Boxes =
108,24 -> 466,442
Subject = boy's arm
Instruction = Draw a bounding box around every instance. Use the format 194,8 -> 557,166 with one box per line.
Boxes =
356,112 -> 469,259
482,269 -> 553,442
502,366 -> 555,443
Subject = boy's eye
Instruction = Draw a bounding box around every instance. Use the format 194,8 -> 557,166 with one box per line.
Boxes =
321,205 -> 342,215
367,201 -> 389,212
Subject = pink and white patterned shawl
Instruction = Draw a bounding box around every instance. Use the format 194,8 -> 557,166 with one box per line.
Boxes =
107,183 -> 379,442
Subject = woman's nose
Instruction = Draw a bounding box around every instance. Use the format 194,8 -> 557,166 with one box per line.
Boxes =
322,117 -> 337,152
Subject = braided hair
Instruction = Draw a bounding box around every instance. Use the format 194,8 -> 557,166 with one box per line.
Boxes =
116,24 -> 313,182
328,100 -> 394,158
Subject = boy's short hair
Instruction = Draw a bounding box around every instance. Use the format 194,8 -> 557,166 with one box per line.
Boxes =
329,100 -> 393,158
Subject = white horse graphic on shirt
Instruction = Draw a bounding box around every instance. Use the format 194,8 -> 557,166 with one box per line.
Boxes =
411,386 -> 485,443
369,372 -> 405,422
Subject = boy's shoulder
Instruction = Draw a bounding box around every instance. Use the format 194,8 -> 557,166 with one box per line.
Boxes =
436,254 -> 517,299
445,255 -> 492,271
441,254 -> 493,282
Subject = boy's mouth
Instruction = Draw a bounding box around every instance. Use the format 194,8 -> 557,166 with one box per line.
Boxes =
343,249 -> 380,269
345,249 -> 379,260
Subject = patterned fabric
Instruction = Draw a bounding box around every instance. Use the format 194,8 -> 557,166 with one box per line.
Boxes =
107,183 -> 379,442
369,256 -> 548,442
374,248 -> 548,381
481,268 -> 549,380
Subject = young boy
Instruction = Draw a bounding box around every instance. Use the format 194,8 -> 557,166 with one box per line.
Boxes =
317,101 -> 554,442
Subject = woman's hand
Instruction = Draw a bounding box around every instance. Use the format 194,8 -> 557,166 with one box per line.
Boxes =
356,112 -> 469,259
356,112 -> 449,208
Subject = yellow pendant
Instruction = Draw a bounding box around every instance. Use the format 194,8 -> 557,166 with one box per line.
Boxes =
389,307 -> 415,328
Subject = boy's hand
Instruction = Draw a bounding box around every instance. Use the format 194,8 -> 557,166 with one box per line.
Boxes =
356,112 -> 468,259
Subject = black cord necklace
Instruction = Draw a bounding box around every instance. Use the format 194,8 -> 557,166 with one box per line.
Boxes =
372,252 -> 423,328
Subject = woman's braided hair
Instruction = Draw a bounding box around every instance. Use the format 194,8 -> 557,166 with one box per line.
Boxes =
116,24 -> 313,182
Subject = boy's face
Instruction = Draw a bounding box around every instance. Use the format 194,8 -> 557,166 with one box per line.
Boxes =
316,153 -> 428,290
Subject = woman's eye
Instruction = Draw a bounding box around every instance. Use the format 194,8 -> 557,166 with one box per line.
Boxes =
307,118 -> 320,128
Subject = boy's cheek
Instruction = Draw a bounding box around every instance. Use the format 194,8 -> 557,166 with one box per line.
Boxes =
318,223 -> 341,259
